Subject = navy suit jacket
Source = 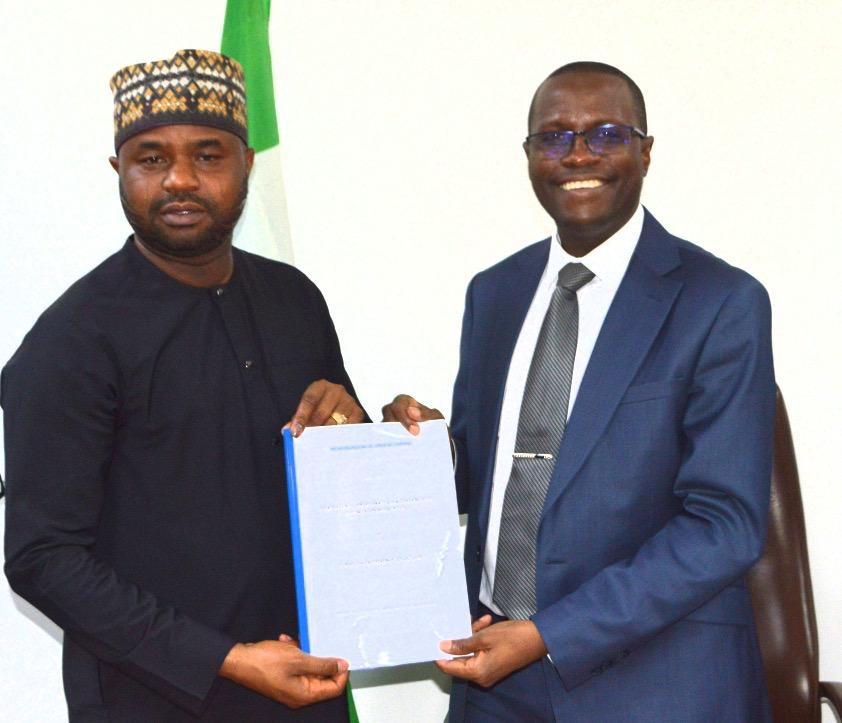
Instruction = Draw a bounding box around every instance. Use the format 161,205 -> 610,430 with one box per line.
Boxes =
449,210 -> 775,722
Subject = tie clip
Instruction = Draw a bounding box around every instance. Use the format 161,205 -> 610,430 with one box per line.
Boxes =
512,452 -> 554,460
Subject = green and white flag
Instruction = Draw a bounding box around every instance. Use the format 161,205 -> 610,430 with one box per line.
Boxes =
222,0 -> 293,263
221,5 -> 360,720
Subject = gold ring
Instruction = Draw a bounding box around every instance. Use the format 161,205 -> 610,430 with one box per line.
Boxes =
330,411 -> 348,425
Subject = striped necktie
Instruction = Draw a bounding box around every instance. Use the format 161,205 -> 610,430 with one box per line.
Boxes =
493,262 -> 594,620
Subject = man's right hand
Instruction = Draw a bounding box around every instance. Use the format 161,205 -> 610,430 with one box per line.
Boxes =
382,394 -> 444,435
220,637 -> 349,709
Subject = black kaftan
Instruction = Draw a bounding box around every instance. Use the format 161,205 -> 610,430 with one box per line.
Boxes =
3,239 -> 357,721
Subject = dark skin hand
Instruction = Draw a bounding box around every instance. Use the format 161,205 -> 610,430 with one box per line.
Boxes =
220,634 -> 348,709
285,379 -> 366,437
381,394 -> 444,435
385,395 -> 547,686
436,616 -> 549,688
384,397 -> 546,683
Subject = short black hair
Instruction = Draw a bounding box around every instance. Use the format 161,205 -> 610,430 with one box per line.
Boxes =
527,61 -> 648,134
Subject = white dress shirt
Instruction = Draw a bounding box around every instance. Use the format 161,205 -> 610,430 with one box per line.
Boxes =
479,205 -> 644,614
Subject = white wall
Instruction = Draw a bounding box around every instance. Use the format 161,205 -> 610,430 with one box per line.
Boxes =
1,1 -> 840,720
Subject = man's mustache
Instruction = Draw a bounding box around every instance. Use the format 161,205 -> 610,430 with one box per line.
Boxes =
150,194 -> 218,214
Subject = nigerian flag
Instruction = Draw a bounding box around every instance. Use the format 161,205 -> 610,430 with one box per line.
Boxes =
221,0 -> 293,263
221,4 -> 360,720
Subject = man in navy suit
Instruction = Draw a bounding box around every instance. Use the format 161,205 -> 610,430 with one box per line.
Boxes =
385,61 -> 775,721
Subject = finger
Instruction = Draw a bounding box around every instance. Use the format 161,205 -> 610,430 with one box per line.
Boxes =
421,406 -> 445,422
381,394 -> 418,423
278,633 -> 297,645
345,402 -> 366,424
404,404 -> 446,435
311,385 -> 344,427
301,671 -> 349,701
288,383 -> 321,436
471,614 -> 493,634
289,381 -> 340,435
331,392 -> 364,425
383,395 -> 425,435
435,657 -> 478,681
404,417 -> 421,435
439,635 -> 481,656
406,405 -> 424,421
297,654 -> 350,678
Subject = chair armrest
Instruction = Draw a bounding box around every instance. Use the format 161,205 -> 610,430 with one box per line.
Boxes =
820,681 -> 842,721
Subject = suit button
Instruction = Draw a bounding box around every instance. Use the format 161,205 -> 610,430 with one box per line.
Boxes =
475,545 -> 482,562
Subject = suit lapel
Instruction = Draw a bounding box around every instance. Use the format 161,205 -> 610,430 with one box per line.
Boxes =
543,212 -> 684,512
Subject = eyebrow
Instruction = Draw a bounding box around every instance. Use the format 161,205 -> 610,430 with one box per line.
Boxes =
194,139 -> 225,149
133,138 -> 226,151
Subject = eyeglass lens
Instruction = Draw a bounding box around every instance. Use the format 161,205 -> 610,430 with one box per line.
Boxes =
532,125 -> 635,158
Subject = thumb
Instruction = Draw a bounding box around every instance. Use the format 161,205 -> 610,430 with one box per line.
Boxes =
440,634 -> 481,656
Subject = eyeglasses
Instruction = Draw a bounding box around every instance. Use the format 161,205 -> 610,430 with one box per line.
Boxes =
525,123 -> 646,159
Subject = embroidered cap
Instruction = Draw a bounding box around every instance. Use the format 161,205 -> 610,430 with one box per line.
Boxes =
110,49 -> 248,151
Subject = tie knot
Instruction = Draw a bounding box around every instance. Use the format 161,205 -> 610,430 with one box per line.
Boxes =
557,262 -> 594,293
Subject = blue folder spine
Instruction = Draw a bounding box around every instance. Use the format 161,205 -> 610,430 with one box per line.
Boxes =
283,428 -> 310,653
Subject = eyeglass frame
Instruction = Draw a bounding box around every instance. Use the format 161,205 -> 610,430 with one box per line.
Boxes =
524,123 -> 648,158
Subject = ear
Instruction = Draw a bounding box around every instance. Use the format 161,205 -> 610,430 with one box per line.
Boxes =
109,156 -> 119,173
640,135 -> 653,176
245,147 -> 255,176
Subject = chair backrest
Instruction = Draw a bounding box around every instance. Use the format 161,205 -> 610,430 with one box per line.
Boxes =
747,389 -> 821,722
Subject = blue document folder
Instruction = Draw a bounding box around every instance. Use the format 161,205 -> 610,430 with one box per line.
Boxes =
283,421 -> 471,669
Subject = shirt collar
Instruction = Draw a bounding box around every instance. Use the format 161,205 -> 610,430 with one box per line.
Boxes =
548,204 -> 644,287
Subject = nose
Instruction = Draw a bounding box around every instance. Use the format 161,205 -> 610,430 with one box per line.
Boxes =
162,157 -> 200,193
561,134 -> 599,167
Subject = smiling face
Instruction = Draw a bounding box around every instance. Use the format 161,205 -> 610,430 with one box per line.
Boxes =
110,124 -> 254,260
525,71 -> 653,256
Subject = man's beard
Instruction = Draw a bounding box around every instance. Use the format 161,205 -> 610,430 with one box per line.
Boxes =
119,176 -> 248,259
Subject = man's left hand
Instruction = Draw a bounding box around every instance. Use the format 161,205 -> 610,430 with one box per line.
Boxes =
436,619 -> 548,688
286,380 -> 365,437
